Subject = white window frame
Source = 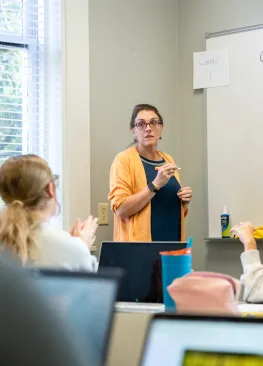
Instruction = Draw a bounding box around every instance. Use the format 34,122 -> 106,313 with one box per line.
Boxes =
1,0 -> 92,230
61,0 -> 91,230
0,1 -> 45,158
0,0 -> 63,226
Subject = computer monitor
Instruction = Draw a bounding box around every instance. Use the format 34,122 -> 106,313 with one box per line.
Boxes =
98,241 -> 187,303
141,314 -> 263,366
28,268 -> 122,366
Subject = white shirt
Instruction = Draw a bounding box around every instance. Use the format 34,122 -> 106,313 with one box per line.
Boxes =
241,250 -> 263,302
32,222 -> 97,271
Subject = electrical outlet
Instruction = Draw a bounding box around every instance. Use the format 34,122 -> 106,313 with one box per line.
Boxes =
98,203 -> 109,225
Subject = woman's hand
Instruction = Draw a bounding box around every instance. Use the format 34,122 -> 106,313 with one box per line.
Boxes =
70,215 -> 98,249
177,186 -> 192,203
230,222 -> 256,251
153,164 -> 179,189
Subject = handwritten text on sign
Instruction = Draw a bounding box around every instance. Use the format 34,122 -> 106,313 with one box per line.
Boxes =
193,49 -> 229,89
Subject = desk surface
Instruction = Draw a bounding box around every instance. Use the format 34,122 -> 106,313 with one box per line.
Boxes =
115,302 -> 165,314
238,303 -> 263,314
114,302 -> 263,315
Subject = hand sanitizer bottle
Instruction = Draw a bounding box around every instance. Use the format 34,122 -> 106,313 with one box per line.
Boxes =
221,206 -> 231,238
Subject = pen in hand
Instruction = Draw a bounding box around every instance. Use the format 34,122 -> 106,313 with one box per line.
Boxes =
155,166 -> 182,171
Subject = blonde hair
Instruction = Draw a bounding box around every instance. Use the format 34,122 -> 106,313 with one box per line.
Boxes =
0,155 -> 56,264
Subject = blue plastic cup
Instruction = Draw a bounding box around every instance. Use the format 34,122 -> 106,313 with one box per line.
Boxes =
160,249 -> 192,310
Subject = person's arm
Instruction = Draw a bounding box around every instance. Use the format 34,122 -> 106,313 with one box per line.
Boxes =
61,233 -> 98,272
40,226 -> 98,272
63,236 -> 98,272
241,249 -> 263,303
116,186 -> 156,219
230,222 -> 263,302
108,158 -> 178,220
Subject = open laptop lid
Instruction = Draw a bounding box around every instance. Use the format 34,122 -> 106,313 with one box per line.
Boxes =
28,268 -> 123,366
98,241 -> 187,303
141,313 -> 263,366
98,241 -> 188,261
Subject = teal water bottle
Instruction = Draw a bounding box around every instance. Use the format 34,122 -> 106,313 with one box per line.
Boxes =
221,206 -> 231,238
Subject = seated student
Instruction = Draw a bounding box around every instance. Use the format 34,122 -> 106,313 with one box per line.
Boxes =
231,221 -> 263,302
0,154 -> 98,271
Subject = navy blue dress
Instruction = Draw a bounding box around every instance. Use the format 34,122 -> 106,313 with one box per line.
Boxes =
140,156 -> 181,241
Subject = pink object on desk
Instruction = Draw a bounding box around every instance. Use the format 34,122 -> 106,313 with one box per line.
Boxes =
167,271 -> 241,316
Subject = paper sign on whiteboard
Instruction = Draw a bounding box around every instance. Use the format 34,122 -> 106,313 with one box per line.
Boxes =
193,48 -> 229,89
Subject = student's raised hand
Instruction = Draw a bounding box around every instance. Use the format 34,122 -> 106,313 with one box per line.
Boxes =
71,216 -> 98,249
177,186 -> 192,203
230,222 -> 256,251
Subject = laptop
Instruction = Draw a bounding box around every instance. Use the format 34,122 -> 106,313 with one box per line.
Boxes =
28,268 -> 123,366
141,313 -> 263,365
98,241 -> 187,306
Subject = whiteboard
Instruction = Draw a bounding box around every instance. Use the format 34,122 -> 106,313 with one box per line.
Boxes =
206,25 -> 263,237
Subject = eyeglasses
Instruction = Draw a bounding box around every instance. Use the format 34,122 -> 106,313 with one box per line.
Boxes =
52,174 -> 59,187
135,120 -> 163,130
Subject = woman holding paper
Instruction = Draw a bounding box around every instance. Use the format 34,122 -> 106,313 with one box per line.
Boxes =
108,104 -> 192,242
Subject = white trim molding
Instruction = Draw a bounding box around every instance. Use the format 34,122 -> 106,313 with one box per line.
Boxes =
61,0 -> 91,229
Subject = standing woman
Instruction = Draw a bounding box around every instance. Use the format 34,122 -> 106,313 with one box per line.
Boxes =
108,104 -> 192,242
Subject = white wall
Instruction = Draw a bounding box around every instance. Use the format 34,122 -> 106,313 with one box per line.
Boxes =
62,0 -> 180,243
178,0 -> 263,269
62,0 -> 263,268
89,0 -> 180,251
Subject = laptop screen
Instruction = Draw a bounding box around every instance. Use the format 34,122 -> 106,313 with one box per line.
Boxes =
141,315 -> 263,365
99,241 -> 187,303
30,270 -> 120,366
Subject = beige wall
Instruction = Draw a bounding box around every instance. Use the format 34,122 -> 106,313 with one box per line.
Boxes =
89,0 -> 180,251
88,0 -> 263,267
178,0 -> 263,269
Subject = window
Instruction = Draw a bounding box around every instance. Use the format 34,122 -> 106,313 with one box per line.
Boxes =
0,0 -> 62,224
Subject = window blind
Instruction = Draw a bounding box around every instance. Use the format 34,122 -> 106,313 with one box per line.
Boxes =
0,0 -> 62,220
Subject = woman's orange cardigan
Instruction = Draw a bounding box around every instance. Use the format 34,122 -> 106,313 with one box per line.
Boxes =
108,146 -> 188,242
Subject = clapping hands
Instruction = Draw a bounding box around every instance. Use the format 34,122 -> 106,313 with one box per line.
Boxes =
70,215 -> 98,249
